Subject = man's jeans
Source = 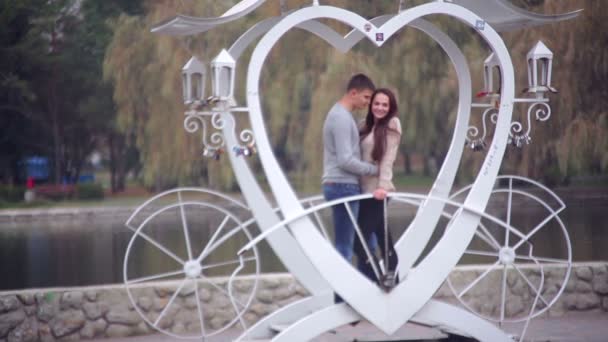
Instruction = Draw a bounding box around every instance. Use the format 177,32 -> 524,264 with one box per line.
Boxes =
322,183 -> 377,263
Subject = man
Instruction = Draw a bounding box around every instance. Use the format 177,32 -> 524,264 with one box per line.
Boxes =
322,74 -> 378,278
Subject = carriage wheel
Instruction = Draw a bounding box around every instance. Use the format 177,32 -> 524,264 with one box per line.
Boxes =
446,176 -> 571,323
123,189 -> 260,339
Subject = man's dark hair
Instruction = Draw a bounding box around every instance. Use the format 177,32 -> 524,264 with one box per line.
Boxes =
346,73 -> 375,92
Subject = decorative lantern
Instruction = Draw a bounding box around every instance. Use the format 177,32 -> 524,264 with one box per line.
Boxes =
482,52 -> 501,96
182,56 -> 206,105
211,49 -> 236,107
526,41 -> 556,94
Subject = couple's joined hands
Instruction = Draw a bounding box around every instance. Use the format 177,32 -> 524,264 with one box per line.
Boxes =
373,188 -> 388,200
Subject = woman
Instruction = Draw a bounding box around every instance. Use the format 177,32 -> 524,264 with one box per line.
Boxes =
354,88 -> 401,290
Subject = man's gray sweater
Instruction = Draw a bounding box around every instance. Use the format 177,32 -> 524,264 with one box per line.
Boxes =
322,103 -> 378,184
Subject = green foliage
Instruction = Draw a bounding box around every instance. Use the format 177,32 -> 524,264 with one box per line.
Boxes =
0,185 -> 26,203
75,183 -> 105,200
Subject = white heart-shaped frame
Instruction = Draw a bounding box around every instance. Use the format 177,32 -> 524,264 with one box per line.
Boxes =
245,2 -> 515,334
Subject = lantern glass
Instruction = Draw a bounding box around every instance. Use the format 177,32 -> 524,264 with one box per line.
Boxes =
182,72 -> 189,103
527,59 -> 535,87
539,58 -> 549,86
191,73 -> 203,100
213,66 -> 233,98
219,67 -> 232,97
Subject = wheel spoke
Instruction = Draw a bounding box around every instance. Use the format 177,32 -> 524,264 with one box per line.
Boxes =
137,230 -> 186,265
458,260 -> 501,298
197,215 -> 231,262
477,224 -> 502,251
512,264 -> 550,307
199,224 -> 246,262
499,265 -> 508,323
126,269 -> 185,285
192,279 -> 207,338
512,209 -> 563,250
474,225 -> 501,251
178,192 -> 194,260
514,255 -> 570,264
201,256 -> 257,271
154,278 -> 188,327
505,178 -> 513,247
464,249 -> 500,258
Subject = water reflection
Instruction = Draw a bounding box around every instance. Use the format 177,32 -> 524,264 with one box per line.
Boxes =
0,189 -> 606,291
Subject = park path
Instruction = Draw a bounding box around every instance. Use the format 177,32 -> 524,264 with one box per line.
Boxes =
93,311 -> 608,342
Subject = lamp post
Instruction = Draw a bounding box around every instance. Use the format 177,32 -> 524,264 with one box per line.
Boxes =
525,40 -> 556,95
181,56 -> 206,106
211,49 -> 237,107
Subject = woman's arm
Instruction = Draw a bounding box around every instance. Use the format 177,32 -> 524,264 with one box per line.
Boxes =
376,118 -> 402,195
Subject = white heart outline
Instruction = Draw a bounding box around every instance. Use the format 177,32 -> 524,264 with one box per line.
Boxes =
244,2 -> 515,334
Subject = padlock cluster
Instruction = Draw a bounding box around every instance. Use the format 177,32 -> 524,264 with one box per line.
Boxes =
233,143 -> 257,157
466,139 -> 486,151
202,147 -> 224,160
508,134 -> 531,148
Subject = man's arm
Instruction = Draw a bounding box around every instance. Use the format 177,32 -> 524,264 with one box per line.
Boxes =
331,114 -> 378,176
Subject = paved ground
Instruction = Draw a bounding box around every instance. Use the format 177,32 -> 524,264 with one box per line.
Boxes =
93,311 -> 608,342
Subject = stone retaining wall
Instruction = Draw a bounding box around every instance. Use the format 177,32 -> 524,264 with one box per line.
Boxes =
1,262 -> 607,341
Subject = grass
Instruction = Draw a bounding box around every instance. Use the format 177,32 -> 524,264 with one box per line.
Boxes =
0,175 -> 439,211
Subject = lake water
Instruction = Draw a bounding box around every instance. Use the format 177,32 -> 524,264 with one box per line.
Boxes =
0,187 -> 606,291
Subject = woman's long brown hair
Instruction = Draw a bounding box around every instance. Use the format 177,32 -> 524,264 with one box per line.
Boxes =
359,88 -> 399,162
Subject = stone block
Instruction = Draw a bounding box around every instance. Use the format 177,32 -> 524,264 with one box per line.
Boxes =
575,280 -> 593,293
49,310 -> 85,338
37,324 -> 55,342
248,303 -> 272,317
562,294 -> 578,310
592,264 -> 607,275
197,288 -> 211,303
564,272 -> 578,293
0,310 -> 26,338
8,318 -> 37,342
79,318 -> 107,339
60,292 -> 84,310
209,316 -> 229,330
178,282 -> 197,297
84,291 -> 98,302
57,332 -> 80,341
23,306 -> 36,317
155,286 -> 175,298
575,293 -> 601,310
0,297 -> 21,314
174,310 -> 199,327
105,324 -> 133,338
261,278 -> 281,290
183,296 -> 200,310
135,296 -> 152,312
256,290 -> 274,304
134,321 -> 150,335
171,322 -> 186,335
106,308 -> 141,326
82,302 -> 109,320
233,280 -> 253,293
293,282 -> 309,297
576,266 -> 593,281
592,273 -> 608,295
16,295 -> 34,306
505,296 -> 525,316
211,296 -> 230,309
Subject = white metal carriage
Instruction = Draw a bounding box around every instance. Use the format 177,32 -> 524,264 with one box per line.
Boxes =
123,1 -> 581,341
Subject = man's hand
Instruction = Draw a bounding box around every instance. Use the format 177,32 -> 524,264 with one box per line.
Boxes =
373,188 -> 387,200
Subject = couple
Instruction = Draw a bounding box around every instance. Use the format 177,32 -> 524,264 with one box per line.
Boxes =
322,74 -> 400,291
